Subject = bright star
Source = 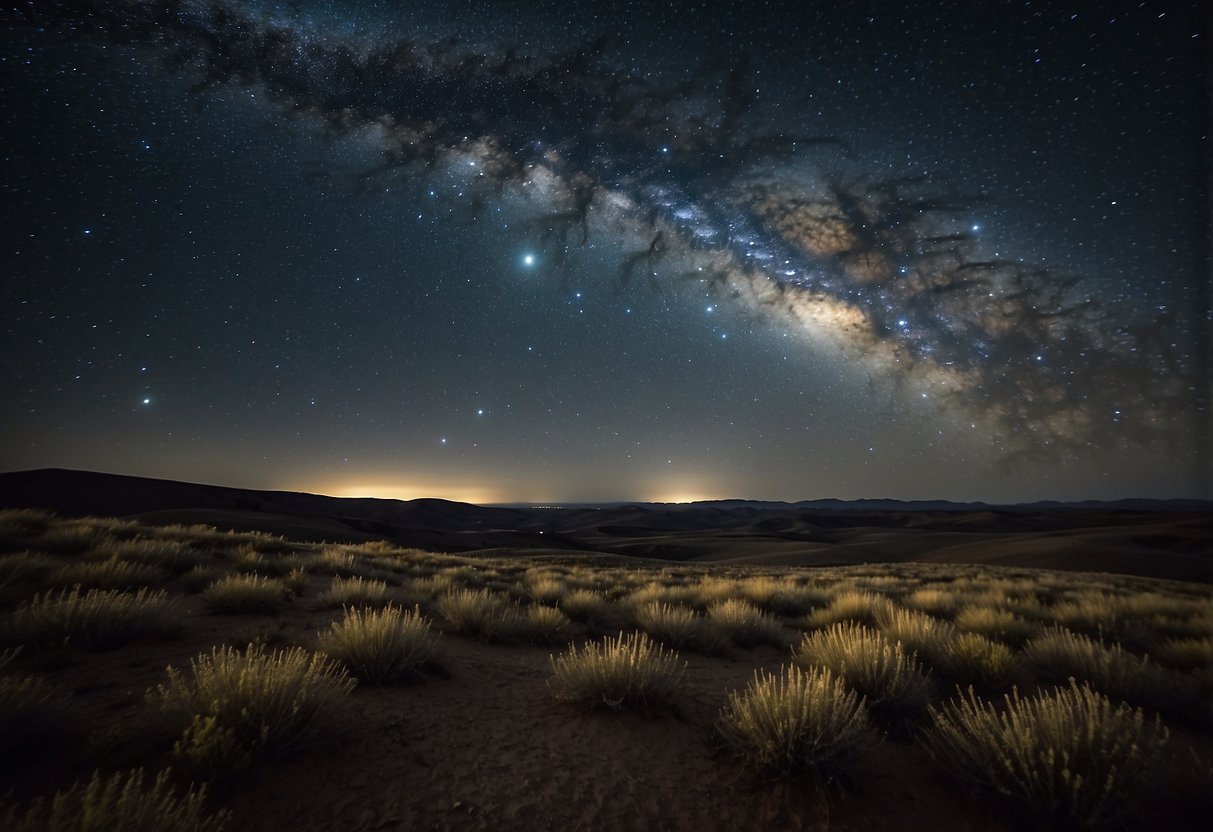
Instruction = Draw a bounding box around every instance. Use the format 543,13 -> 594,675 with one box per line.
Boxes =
971,224 -> 980,232
141,397 -> 151,405
523,253 -> 535,267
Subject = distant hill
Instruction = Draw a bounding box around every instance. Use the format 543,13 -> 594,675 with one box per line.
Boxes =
0,468 -> 1209,581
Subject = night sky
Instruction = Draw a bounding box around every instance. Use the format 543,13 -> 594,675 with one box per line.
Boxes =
2,0 -> 1208,504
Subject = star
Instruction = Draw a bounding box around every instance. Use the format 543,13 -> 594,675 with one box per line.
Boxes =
522,253 -> 535,267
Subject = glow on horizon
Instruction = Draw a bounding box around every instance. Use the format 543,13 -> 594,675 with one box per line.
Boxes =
305,480 -> 508,505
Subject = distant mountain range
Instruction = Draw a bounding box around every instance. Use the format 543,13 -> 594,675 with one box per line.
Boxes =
1,468 -> 1207,518
0,469 -> 1209,582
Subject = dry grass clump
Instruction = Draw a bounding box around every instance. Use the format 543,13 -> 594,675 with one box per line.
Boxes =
526,576 -> 568,605
707,599 -> 784,647
802,590 -> 895,629
51,558 -> 164,590
202,575 -> 286,615
311,548 -> 361,577
319,576 -> 391,609
1150,636 -> 1213,671
875,606 -> 957,667
518,605 -> 574,645
738,578 -> 825,618
903,587 -> 958,617
5,586 -> 177,651
939,632 -> 1019,689
0,768 -> 229,832
35,522 -> 113,555
1024,628 -> 1168,708
926,682 -> 1168,829
953,605 -> 1039,645
549,631 -> 684,712
98,539 -> 202,574
437,588 -> 512,639
716,665 -> 876,778
559,589 -> 614,624
0,508 -> 56,542
635,602 -> 702,648
0,552 -> 57,590
151,643 -> 355,755
180,566 -> 220,595
318,605 -> 437,683
794,622 -> 933,715
0,648 -> 63,754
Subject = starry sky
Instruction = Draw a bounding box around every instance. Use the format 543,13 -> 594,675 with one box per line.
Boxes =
1,0 -> 1209,504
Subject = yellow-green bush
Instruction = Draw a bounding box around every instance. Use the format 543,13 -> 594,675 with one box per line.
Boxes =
202,575 -> 286,615
716,665 -> 876,777
927,682 -> 1167,828
635,602 -> 702,648
707,599 -> 784,647
549,631 -> 684,711
953,605 -> 1039,645
794,622 -> 933,714
5,586 -> 177,651
51,558 -> 164,591
0,647 -> 62,754
319,576 -> 391,609
0,768 -> 228,832
939,632 -> 1019,689
151,643 -> 355,753
318,605 -> 437,683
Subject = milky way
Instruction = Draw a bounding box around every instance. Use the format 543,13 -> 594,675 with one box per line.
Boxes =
3,0 -> 1208,499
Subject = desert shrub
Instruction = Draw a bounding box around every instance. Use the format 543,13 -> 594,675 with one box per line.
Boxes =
5,586 -> 176,650
0,768 -> 229,832
100,539 -> 202,575
802,590 -> 896,629
0,508 -> 56,541
35,523 -> 112,555
151,643 -> 355,753
0,552 -> 57,589
875,606 -> 956,667
940,633 -> 1019,689
926,682 -> 1168,828
283,566 -> 309,597
180,566 -> 220,595
318,605 -> 437,683
202,575 -> 286,615
526,576 -> 568,605
312,548 -> 360,577
319,576 -> 390,609
1151,636 -> 1213,670
410,573 -> 458,598
1024,628 -> 1169,707
0,648 -> 62,754
51,558 -> 164,591
707,599 -> 784,647
1049,593 -> 1134,639
549,631 -> 684,712
635,602 -> 701,648
172,714 -> 253,781
559,589 -> 613,624
738,578 -> 825,618
905,588 -> 958,617
518,605 -> 573,645
692,576 -> 739,608
794,623 -> 933,715
437,589 -> 510,638
953,606 -> 1039,645
717,665 -> 876,777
